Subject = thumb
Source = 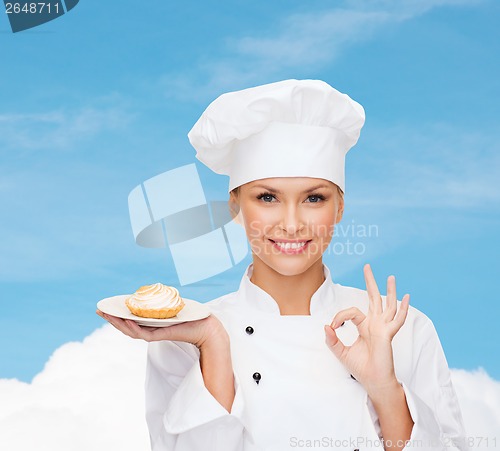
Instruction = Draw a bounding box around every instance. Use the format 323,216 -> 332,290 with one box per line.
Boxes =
324,325 -> 346,360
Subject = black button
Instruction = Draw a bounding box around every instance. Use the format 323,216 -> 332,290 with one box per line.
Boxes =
350,374 -> 357,381
245,326 -> 254,335
253,372 -> 261,384
340,321 -> 345,326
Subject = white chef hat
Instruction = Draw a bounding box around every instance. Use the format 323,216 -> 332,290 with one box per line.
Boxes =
188,79 -> 365,193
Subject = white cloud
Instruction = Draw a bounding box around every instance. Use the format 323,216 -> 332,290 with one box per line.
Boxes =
0,326 -> 150,451
162,0 -> 483,102
452,368 -> 500,441
234,0 -> 484,68
0,325 -> 498,451
230,9 -> 390,68
0,102 -> 133,152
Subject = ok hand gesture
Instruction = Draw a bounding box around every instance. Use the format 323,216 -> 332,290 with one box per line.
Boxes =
324,263 -> 410,396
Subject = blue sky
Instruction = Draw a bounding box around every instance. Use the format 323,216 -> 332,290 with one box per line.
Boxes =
0,0 -> 498,382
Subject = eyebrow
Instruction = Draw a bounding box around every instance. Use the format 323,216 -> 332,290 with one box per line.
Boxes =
250,183 -> 330,194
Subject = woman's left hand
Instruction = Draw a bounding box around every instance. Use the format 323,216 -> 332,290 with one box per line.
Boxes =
324,263 -> 410,397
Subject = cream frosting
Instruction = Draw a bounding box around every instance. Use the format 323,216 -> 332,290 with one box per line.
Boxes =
126,283 -> 183,310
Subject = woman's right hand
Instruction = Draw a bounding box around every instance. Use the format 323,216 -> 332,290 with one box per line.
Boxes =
96,310 -> 228,350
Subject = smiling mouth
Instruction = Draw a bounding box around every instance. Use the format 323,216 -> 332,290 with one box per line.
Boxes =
268,239 -> 312,251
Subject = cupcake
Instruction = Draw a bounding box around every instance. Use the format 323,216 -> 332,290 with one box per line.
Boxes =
125,283 -> 185,319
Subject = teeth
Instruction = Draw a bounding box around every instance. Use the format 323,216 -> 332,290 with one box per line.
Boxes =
275,241 -> 306,249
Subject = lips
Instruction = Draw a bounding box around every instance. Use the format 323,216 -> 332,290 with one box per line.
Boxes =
268,239 -> 312,254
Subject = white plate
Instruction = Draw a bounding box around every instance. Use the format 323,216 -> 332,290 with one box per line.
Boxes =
97,295 -> 210,327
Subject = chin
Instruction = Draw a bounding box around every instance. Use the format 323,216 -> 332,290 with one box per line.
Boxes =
258,254 -> 321,278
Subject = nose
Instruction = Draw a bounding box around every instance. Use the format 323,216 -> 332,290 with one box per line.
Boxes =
280,204 -> 304,236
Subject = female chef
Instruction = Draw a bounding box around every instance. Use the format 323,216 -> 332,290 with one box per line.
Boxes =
97,79 -> 467,451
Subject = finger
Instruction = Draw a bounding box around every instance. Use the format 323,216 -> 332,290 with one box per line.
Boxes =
122,319 -> 150,338
125,319 -> 163,341
392,294 -> 410,331
324,325 -> 347,361
331,307 -> 366,328
141,320 -> 193,343
383,275 -> 397,320
364,263 -> 382,314
101,313 -> 137,337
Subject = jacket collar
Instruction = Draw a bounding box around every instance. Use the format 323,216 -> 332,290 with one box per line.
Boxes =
237,263 -> 337,316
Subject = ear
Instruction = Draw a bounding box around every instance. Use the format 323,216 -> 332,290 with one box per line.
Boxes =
335,195 -> 344,224
228,190 -> 241,222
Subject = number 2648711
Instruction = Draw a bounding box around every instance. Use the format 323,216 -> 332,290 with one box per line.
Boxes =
5,3 -> 60,14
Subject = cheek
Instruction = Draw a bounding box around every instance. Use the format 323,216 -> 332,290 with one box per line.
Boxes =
241,205 -> 278,239
307,211 -> 336,243
242,207 -> 266,242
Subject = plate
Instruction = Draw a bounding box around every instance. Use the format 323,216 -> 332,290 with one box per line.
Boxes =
97,295 -> 210,327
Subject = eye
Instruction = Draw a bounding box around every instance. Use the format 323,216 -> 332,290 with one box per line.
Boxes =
256,192 -> 277,203
305,194 -> 326,203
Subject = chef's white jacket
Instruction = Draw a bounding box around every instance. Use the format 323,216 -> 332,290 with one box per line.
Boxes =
145,264 -> 467,451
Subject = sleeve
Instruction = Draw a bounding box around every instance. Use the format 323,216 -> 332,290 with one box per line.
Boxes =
400,320 -> 469,451
144,340 -> 246,451
366,319 -> 468,450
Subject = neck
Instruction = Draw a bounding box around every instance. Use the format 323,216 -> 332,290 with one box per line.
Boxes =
250,258 -> 326,315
